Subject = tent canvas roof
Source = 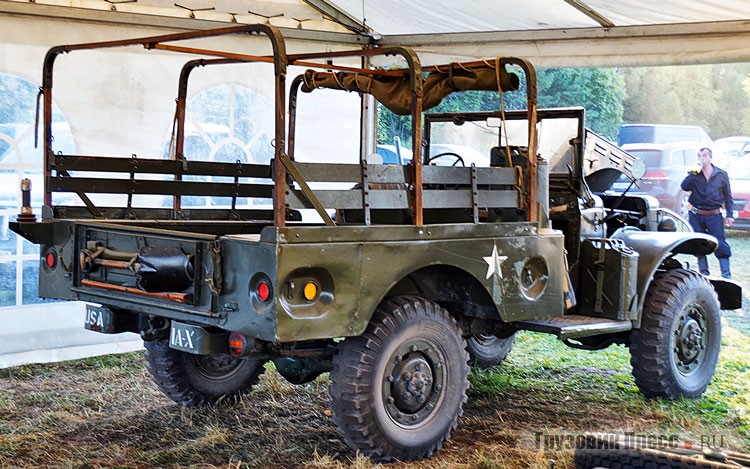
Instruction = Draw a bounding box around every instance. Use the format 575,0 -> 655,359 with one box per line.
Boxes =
3,0 -> 750,66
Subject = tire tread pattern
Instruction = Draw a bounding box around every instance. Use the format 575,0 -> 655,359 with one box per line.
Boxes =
630,269 -> 720,398
329,296 -> 470,462
144,340 -> 264,407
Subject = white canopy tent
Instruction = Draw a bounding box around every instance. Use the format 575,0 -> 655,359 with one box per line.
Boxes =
1,0 -> 749,367
3,0 -> 750,67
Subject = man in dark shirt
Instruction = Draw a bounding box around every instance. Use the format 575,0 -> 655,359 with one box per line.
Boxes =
680,147 -> 733,278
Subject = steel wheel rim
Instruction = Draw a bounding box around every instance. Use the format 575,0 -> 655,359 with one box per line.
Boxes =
673,304 -> 708,375
192,353 -> 246,380
382,338 -> 446,427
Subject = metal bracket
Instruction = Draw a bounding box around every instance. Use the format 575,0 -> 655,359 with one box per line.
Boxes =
277,150 -> 335,225
362,163 -> 371,225
205,240 -> 223,296
230,159 -> 241,221
125,154 -> 137,219
56,166 -> 104,219
470,163 -> 479,223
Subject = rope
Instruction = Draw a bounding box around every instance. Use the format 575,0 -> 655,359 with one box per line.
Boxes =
332,71 -> 345,89
515,164 -> 526,208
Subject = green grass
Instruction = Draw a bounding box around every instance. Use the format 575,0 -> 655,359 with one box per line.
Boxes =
1,233 -> 749,468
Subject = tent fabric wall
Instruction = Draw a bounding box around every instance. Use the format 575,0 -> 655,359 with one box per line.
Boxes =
0,13 -> 362,368
4,0 -> 750,368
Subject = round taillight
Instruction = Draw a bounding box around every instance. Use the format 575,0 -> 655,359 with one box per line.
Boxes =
45,251 -> 57,269
257,281 -> 271,302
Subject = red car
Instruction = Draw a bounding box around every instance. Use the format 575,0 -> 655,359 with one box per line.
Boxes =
728,156 -> 750,228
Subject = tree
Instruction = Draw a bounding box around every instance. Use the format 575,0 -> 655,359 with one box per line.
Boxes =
621,64 -> 750,139
536,68 -> 625,140
377,66 -> 627,146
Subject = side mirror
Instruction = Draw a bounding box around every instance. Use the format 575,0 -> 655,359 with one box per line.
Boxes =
486,117 -> 502,128
631,157 -> 647,180
658,217 -> 677,232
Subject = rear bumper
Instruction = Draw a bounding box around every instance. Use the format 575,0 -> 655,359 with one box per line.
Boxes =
730,218 -> 750,230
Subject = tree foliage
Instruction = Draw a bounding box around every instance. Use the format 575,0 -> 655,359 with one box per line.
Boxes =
377,67 -> 626,148
622,64 -> 750,139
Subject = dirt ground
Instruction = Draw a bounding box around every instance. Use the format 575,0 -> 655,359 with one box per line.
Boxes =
1,346 -> 746,469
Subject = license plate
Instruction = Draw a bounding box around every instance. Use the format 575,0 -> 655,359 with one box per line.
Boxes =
170,322 -> 200,353
84,304 -> 109,332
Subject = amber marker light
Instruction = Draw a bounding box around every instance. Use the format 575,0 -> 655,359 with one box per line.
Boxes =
228,332 -> 247,357
302,281 -> 318,302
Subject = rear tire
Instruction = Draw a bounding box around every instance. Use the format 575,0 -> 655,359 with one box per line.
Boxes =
329,295 -> 470,462
144,339 -> 265,406
630,269 -> 721,398
466,333 -> 515,369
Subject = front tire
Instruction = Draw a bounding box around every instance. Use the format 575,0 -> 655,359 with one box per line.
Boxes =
466,333 -> 515,369
144,339 -> 265,406
630,269 -> 721,398
329,296 -> 470,462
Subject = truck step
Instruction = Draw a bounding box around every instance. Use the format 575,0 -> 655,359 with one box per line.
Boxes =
516,314 -> 632,340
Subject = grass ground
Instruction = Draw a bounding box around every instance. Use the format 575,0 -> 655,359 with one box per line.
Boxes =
1,233 -> 749,468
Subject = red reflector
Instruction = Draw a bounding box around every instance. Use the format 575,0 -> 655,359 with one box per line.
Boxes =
45,252 -> 56,268
257,282 -> 271,302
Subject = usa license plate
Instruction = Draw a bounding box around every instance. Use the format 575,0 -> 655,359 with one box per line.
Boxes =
84,304 -> 109,332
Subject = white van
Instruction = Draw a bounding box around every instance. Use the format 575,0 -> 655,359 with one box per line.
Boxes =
617,124 -> 712,147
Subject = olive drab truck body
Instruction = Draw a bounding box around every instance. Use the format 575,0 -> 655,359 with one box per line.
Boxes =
10,25 -> 741,462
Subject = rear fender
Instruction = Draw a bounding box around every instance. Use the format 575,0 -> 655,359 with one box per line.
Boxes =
610,228 -> 738,325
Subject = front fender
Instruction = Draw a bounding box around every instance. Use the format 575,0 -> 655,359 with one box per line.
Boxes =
611,229 -> 721,322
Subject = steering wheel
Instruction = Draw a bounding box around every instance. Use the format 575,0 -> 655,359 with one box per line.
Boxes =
425,151 -> 466,167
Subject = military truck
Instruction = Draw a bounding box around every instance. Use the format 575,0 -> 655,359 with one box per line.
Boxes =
11,25 -> 741,462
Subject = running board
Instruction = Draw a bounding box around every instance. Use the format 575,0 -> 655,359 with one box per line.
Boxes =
516,315 -> 632,340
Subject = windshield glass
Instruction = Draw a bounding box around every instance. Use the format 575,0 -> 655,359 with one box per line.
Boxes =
425,112 -> 581,175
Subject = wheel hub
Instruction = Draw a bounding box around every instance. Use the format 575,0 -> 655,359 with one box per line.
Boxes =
193,353 -> 245,379
674,306 -> 707,374
392,354 -> 434,413
383,339 -> 445,426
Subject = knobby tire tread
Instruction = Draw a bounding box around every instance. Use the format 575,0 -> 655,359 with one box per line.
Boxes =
630,269 -> 720,399
144,340 -> 264,407
329,295 -> 470,462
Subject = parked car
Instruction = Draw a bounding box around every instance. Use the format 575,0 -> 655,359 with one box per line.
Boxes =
617,124 -> 712,147
712,136 -> 750,169
726,156 -> 750,229
620,142 -> 702,219
375,144 -> 412,165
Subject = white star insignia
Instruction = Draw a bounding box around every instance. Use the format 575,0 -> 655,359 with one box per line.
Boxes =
483,245 -> 508,280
